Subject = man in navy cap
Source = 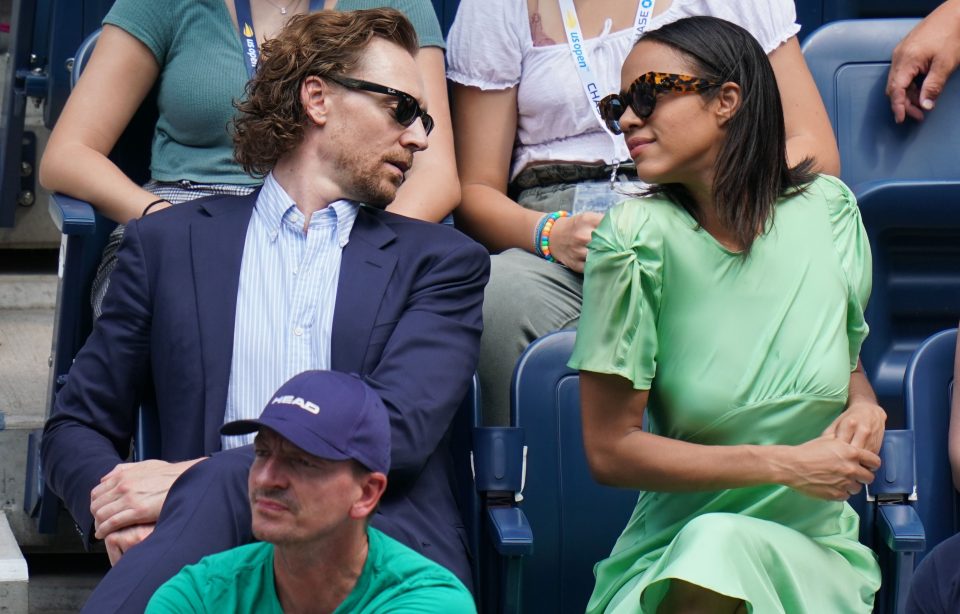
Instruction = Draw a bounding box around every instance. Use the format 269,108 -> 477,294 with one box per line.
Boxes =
147,371 -> 475,613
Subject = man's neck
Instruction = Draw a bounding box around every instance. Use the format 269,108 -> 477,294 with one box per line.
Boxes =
272,154 -> 346,224
272,525 -> 369,614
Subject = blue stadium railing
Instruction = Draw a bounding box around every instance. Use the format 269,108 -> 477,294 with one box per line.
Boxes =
803,19 -> 960,422
505,330 -> 923,614
903,328 -> 960,565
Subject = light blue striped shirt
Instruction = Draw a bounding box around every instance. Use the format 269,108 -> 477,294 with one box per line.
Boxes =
222,173 -> 359,449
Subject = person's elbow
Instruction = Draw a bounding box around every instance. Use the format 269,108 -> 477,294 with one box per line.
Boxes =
38,142 -> 66,192
583,438 -> 623,487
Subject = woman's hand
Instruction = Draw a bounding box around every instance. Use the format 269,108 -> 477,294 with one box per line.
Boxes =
549,212 -> 603,273
821,402 -> 886,455
774,437 -> 881,501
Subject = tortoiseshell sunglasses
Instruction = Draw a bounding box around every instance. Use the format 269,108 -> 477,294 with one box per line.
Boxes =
598,72 -> 721,135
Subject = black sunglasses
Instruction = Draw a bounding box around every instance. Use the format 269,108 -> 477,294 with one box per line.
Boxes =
598,72 -> 721,135
324,74 -> 434,135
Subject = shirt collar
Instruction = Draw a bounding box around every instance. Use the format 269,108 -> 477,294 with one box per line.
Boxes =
256,173 -> 360,246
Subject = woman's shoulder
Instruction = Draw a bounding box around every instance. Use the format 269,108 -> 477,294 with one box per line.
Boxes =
445,0 -> 529,87
795,174 -> 857,212
657,0 -> 799,53
599,195 -> 679,250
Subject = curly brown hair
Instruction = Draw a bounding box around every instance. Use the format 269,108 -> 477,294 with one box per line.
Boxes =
233,8 -> 419,177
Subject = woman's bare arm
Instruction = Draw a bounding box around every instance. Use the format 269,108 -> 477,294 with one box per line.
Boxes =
769,37 -> 841,176
39,25 -> 165,223
386,47 -> 460,222
451,84 -> 603,271
580,371 -> 880,500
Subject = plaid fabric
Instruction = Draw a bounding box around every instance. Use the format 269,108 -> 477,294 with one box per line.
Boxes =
91,180 -> 258,319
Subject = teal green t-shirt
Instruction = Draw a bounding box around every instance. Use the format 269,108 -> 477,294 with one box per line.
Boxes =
145,527 -> 476,613
103,0 -> 444,186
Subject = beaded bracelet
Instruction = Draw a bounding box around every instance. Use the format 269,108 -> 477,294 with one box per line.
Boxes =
538,211 -> 570,263
533,213 -> 552,258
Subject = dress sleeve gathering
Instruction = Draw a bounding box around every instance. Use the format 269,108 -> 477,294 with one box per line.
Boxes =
568,202 -> 665,389
821,175 -> 872,371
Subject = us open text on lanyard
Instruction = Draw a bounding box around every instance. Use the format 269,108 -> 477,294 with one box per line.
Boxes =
235,0 -> 326,79
558,0 -> 657,183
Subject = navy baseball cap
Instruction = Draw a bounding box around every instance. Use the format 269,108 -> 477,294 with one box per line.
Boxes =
221,371 -> 391,475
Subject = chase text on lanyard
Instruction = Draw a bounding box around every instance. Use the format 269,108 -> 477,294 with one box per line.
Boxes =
235,0 -> 326,79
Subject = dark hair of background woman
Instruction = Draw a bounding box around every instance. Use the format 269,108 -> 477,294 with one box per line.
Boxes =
638,16 -> 816,254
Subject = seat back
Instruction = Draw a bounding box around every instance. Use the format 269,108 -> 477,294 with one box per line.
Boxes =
903,328 -> 960,562
802,20 -> 960,420
512,331 -> 638,614
795,1 -> 942,40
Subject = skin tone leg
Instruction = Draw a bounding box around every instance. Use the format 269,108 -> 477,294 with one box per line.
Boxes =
657,580 -> 746,614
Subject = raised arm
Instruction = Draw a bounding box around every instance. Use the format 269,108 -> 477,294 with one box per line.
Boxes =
38,25 -> 167,224
769,36 -> 841,176
386,47 -> 460,222
580,371 -> 880,500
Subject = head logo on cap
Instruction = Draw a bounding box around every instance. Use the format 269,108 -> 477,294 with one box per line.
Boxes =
271,395 -> 320,415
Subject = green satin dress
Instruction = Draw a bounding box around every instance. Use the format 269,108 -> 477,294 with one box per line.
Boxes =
568,175 -> 881,613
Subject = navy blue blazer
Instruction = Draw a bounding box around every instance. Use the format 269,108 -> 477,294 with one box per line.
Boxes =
41,191 -> 489,579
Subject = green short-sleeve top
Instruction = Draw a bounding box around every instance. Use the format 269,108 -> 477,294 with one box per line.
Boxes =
569,175 -> 871,440
103,0 -> 444,185
145,526 -> 476,613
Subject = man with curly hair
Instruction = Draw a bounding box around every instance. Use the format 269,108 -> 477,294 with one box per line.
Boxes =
41,8 -> 487,612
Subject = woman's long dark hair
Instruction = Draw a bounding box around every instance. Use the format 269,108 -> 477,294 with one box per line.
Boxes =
638,16 -> 816,253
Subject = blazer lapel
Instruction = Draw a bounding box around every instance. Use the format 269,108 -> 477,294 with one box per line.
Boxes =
190,192 -> 257,453
332,207 -> 398,373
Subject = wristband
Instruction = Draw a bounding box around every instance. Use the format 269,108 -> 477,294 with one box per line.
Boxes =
141,198 -> 170,218
538,211 -> 570,263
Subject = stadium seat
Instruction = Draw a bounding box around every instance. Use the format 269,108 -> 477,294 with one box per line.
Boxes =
510,330 -> 923,614
903,328 -> 959,563
795,1 -> 940,41
24,27 -> 156,533
802,19 -> 960,422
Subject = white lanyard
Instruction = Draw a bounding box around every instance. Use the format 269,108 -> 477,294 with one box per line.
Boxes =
558,0 -> 657,168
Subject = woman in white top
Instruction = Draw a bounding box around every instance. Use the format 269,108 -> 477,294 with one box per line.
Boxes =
446,0 -> 841,425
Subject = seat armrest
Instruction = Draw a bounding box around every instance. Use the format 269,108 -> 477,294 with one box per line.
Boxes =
877,504 -> 925,552
486,507 -> 533,556
868,429 -> 916,501
473,427 -> 525,494
49,193 -> 96,235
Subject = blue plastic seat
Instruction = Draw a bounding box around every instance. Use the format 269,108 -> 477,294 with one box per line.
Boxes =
511,330 -> 923,613
802,20 -> 960,421
903,328 -> 960,562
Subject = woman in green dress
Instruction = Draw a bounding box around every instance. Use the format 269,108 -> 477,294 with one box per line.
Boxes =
569,16 -> 886,613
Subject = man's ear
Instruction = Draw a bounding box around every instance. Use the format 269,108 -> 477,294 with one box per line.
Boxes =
301,75 -> 330,127
350,471 -> 387,520
714,82 -> 742,126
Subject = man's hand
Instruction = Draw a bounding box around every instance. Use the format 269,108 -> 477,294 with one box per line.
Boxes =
104,523 -> 155,566
548,213 -> 603,273
91,458 -> 203,540
822,401 -> 886,455
886,0 -> 960,123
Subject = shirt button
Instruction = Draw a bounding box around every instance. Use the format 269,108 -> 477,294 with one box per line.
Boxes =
294,327 -> 303,336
